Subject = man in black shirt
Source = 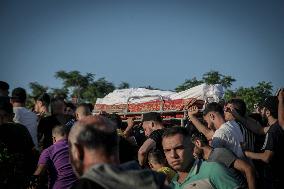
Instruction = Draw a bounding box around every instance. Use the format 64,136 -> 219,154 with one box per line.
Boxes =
38,98 -> 74,150
138,112 -> 165,166
0,100 -> 35,188
245,96 -> 284,189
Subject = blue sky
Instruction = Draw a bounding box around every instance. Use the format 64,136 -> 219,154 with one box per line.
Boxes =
0,0 -> 283,94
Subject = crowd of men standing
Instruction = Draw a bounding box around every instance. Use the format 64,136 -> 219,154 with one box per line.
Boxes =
0,80 -> 284,189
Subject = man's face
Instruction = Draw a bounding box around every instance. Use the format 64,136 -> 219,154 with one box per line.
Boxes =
260,107 -> 269,119
203,113 -> 216,131
224,103 -> 235,121
142,121 -> 154,137
162,134 -> 194,172
193,143 -> 203,159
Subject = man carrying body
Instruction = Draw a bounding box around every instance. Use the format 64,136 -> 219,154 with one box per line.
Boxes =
138,112 -> 165,166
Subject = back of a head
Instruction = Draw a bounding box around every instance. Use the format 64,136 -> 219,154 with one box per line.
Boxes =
52,124 -> 67,137
0,100 -> 13,124
11,87 -> 26,104
76,103 -> 91,117
227,98 -> 247,117
0,81 -> 9,96
203,102 -> 224,117
69,115 -> 118,156
142,112 -> 162,123
148,149 -> 166,165
51,97 -> 66,115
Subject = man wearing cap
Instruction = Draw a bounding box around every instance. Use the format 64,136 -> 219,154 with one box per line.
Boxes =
138,112 -> 165,166
11,87 -> 39,149
239,96 -> 284,189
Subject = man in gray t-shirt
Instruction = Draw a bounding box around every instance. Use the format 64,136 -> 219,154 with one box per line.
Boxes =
192,133 -> 256,189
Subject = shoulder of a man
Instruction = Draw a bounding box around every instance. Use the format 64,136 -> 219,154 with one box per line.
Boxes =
149,129 -> 165,142
208,148 -> 236,168
200,162 -> 240,189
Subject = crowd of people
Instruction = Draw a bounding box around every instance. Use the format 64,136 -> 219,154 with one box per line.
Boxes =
0,80 -> 284,189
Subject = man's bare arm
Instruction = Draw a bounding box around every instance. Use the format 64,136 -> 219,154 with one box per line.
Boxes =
188,106 -> 214,140
138,138 -> 156,166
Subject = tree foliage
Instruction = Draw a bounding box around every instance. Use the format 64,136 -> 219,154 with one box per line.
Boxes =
29,82 -> 48,99
224,81 -> 273,113
175,70 -> 236,92
118,82 -> 130,89
175,77 -> 203,92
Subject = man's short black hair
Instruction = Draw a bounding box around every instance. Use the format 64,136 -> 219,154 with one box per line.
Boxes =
260,96 -> 278,119
227,98 -> 247,117
142,112 -> 162,123
77,124 -> 118,156
162,126 -> 191,139
11,87 -> 26,103
148,149 -> 166,164
191,132 -> 209,145
52,124 -> 68,137
202,102 -> 224,117
37,93 -> 51,107
0,81 -> 9,91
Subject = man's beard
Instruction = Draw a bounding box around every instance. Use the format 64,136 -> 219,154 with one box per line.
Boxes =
209,122 -> 217,131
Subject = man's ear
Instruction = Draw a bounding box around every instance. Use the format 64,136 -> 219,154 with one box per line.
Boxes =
151,121 -> 155,128
265,109 -> 271,117
74,143 -> 84,162
195,140 -> 202,148
148,162 -> 154,169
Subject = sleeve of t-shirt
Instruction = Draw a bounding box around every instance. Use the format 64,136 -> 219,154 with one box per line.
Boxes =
210,163 -> 240,189
262,131 -> 277,151
211,133 -> 227,149
209,148 -> 237,168
38,148 -> 50,165
149,129 -> 164,143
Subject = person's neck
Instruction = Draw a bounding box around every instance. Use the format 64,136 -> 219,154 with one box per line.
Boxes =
215,117 -> 225,129
177,171 -> 189,183
13,102 -> 25,108
155,123 -> 164,130
268,117 -> 277,126
83,150 -> 119,174
202,146 -> 213,160
40,107 -> 49,114
153,164 -> 164,171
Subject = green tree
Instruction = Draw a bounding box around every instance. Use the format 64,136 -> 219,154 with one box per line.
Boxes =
50,88 -> 69,99
202,70 -> 236,88
118,82 -> 130,89
93,78 -> 115,98
55,70 -> 94,102
29,82 -> 48,99
175,70 -> 236,92
224,81 -> 273,113
175,77 -> 203,92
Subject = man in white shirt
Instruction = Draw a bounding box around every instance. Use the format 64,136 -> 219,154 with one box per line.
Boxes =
11,87 -> 38,149
188,102 -> 244,158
